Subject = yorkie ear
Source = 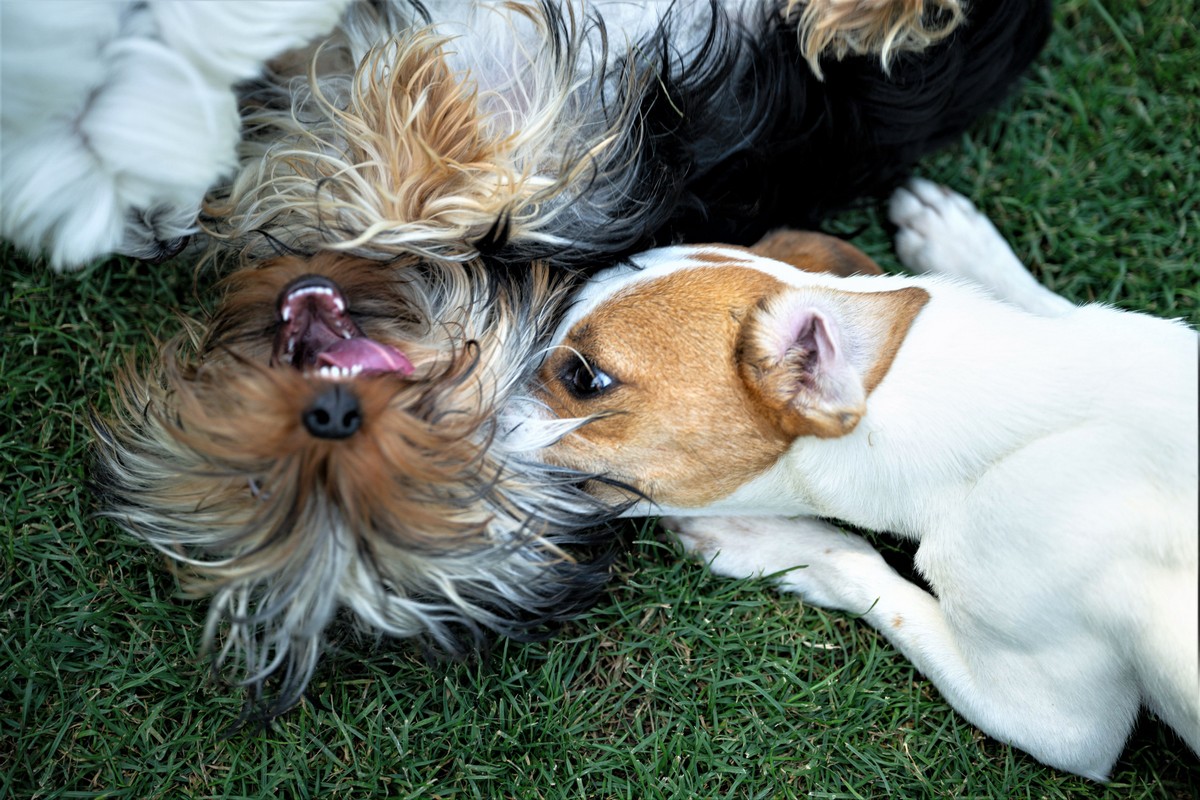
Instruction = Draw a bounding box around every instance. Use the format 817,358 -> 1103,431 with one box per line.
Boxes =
787,0 -> 965,78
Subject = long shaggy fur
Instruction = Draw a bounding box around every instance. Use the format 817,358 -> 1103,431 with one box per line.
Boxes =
210,0 -> 738,268
0,0 -> 350,269
93,0 -> 1051,712
787,0 -> 964,78
94,254 -> 620,712
210,0 -> 1046,268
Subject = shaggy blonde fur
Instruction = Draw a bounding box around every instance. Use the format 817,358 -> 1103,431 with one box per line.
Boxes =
209,21 -> 636,264
787,0 -> 964,78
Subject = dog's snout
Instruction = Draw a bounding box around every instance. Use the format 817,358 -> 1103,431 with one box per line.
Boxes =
302,384 -> 362,439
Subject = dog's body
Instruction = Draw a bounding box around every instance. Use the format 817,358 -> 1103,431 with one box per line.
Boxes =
5,0 -> 999,270
529,181 -> 1199,779
90,0 -> 1053,711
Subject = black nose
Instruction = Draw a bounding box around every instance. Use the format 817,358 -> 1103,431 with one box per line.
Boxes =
302,384 -> 362,439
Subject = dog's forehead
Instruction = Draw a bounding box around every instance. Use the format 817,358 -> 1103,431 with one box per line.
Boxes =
556,244 -> 932,348
554,245 -> 803,343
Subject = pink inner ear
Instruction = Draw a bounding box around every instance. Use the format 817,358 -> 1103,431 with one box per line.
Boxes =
777,306 -> 842,385
791,309 -> 838,375
770,298 -> 864,418
765,304 -> 814,362
747,284 -> 925,437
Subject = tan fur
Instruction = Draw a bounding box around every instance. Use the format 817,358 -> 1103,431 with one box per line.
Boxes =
785,0 -> 965,78
107,256 -> 505,570
540,267 -> 794,506
98,250 -> 597,701
210,32 -> 527,259
737,285 -> 928,438
208,24 -> 634,264
750,229 -> 884,276
858,285 -> 929,390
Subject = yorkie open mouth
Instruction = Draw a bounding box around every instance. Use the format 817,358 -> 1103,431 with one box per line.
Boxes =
273,275 -> 414,380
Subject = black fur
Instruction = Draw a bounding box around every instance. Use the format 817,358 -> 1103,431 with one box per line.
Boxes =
494,0 -> 1052,269
657,0 -> 1054,243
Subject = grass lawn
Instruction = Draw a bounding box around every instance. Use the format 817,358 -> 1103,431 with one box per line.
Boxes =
3,0 -> 1198,797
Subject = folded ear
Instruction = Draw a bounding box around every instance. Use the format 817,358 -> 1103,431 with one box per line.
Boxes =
737,285 -> 929,438
750,229 -> 883,277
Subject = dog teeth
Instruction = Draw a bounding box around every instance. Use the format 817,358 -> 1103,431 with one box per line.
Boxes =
316,364 -> 363,380
286,285 -> 345,310
288,285 -> 336,300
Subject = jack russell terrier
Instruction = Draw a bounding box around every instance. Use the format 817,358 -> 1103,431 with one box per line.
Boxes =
523,179 -> 1199,780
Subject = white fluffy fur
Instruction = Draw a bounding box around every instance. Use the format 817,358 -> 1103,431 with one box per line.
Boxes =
541,181 -> 1199,779
0,0 -> 350,270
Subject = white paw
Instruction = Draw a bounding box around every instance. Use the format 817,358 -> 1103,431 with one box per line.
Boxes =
888,178 -> 1016,284
889,178 -> 1075,317
661,515 -> 887,613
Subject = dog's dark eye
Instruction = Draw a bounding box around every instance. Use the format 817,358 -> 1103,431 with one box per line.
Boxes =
559,357 -> 616,400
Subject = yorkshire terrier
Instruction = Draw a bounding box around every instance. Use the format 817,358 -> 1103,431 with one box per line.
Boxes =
91,0 -> 1051,713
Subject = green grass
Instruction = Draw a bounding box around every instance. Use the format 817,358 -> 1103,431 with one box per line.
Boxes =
3,1 -> 1198,797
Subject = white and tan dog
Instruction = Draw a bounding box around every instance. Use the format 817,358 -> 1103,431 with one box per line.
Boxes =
523,179 -> 1199,780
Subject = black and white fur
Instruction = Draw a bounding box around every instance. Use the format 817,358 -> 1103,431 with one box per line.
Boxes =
211,0 -> 1048,268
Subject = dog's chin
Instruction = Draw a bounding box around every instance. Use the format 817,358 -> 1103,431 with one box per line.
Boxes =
93,254 -> 621,713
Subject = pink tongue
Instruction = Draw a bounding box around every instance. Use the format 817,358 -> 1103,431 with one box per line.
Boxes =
316,338 -> 414,376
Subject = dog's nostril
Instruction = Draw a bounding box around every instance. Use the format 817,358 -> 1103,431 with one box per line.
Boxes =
302,384 -> 362,439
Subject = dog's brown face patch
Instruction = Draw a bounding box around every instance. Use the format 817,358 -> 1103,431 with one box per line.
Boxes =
537,238 -> 926,508
539,265 -> 798,507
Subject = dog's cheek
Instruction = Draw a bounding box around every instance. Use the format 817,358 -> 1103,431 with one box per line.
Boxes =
166,366 -> 313,463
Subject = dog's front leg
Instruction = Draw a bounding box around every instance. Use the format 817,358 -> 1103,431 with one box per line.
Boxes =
664,515 -> 1130,781
664,514 -> 888,611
